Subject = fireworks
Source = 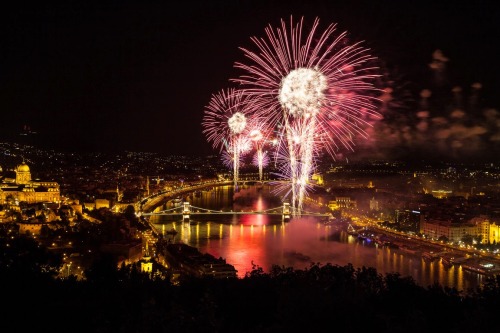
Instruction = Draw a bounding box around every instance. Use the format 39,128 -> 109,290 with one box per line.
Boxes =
202,88 -> 248,151
252,149 -> 269,179
248,124 -> 272,181
233,16 -> 380,212
279,68 -> 327,117
228,112 -> 247,135
202,88 -> 252,189
201,16 -> 380,213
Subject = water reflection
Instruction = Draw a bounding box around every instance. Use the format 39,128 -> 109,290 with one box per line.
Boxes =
150,185 -> 485,292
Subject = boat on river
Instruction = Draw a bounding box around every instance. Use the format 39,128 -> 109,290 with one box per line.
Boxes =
450,255 -> 468,265
441,256 -> 453,268
398,245 -> 421,256
422,250 -> 446,261
439,253 -> 468,267
461,258 -> 500,275
374,235 -> 392,246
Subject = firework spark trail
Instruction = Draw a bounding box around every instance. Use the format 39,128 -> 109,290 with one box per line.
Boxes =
298,117 -> 317,212
269,143 -> 315,208
232,134 -> 252,189
253,149 -> 269,181
249,128 -> 264,181
221,150 -> 233,170
283,116 -> 321,212
249,124 -> 272,181
234,16 -> 380,212
202,88 -> 252,190
284,117 -> 299,210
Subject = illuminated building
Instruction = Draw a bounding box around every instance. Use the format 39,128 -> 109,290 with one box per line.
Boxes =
421,216 -> 489,244
327,200 -> 339,210
488,222 -> 500,244
310,173 -> 324,186
335,197 -> 356,209
470,216 -> 490,244
431,190 -> 452,199
0,161 -> 60,205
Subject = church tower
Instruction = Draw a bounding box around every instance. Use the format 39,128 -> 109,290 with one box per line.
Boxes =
141,241 -> 153,274
116,184 -> 123,202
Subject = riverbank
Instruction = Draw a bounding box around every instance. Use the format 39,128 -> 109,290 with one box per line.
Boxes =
351,223 -> 500,277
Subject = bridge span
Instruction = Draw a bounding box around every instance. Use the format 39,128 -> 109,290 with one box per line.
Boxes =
141,201 -> 331,222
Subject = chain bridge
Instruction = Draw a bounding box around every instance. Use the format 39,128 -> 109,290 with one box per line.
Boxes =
141,201 -> 331,222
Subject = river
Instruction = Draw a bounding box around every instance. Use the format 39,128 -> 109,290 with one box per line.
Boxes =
149,184 -> 486,292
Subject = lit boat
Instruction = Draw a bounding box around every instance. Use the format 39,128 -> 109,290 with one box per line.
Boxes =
422,251 -> 441,261
441,256 -> 453,268
461,259 -> 500,275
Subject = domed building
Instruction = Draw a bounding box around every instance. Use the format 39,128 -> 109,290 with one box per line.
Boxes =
0,161 -> 60,205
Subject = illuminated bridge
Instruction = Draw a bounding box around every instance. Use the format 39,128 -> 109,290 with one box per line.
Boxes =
141,201 -> 331,221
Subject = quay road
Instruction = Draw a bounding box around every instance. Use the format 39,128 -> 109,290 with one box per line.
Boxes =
344,210 -> 500,264
137,179 -> 234,213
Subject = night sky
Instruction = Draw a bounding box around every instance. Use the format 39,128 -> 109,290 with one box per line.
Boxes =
1,0 -> 500,163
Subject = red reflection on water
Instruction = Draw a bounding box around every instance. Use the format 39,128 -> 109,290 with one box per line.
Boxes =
203,223 -> 269,278
239,214 -> 270,226
227,224 -> 267,277
255,196 -> 264,211
233,187 -> 278,226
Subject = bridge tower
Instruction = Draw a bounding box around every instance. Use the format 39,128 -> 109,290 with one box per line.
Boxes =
282,202 -> 290,221
182,202 -> 191,221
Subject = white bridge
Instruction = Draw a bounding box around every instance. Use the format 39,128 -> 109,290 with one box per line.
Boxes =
141,202 -> 331,221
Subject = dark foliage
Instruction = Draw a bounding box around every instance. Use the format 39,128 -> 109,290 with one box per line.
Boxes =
2,242 -> 500,333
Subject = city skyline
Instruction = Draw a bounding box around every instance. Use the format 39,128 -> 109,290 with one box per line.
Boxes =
1,0 -> 499,163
